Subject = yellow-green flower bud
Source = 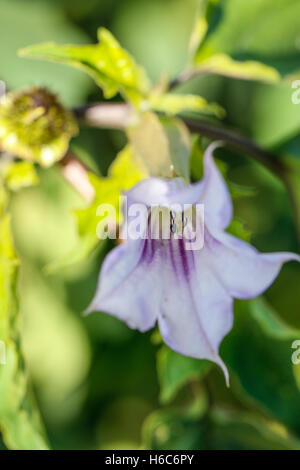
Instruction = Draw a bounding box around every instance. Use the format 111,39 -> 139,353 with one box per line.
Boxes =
0,87 -> 78,167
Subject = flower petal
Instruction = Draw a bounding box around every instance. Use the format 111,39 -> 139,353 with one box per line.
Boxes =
201,142 -> 233,230
206,229 -> 300,299
125,142 -> 233,231
158,237 -> 233,385
125,177 -> 204,208
85,238 -> 163,331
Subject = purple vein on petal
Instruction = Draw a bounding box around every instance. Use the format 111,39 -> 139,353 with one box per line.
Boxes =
178,237 -> 190,278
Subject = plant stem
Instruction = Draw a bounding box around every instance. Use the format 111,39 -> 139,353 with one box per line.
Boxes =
60,153 -> 95,202
73,102 -> 132,129
169,68 -> 202,90
74,103 -> 281,169
73,102 -> 300,244
183,117 -> 290,177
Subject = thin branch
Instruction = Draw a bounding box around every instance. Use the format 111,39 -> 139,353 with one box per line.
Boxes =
73,102 -> 286,178
72,102 -> 300,243
60,153 -> 95,202
74,102 -> 133,129
183,117 -> 287,178
169,68 -> 202,90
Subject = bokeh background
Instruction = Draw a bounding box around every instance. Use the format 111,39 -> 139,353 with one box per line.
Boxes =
1,0 -> 300,450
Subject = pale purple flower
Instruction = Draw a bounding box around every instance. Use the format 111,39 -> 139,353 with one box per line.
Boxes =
86,143 -> 300,385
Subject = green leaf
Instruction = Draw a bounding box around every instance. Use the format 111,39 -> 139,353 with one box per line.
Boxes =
3,161 -> 39,191
142,388 -> 208,450
0,185 -> 8,218
189,1 -> 291,83
0,207 -> 49,449
0,343 -> 49,450
0,0 -> 93,107
43,233 -> 103,275
157,346 -> 212,404
19,27 -> 150,106
225,81 -> 300,148
143,408 -> 205,450
0,88 -> 78,166
222,299 -> 300,431
250,297 -> 300,341
196,0 -> 300,61
149,92 -> 225,118
194,53 -> 280,83
159,117 -> 191,183
128,112 -> 192,180
226,219 -> 251,243
190,138 -> 255,240
76,145 -> 147,239
211,407 -> 300,450
190,135 -> 206,181
188,0 -> 220,59
128,112 -> 173,177
0,211 -> 17,342
229,182 -> 257,200
276,147 -> 300,237
46,145 -> 146,271
144,400 -> 300,450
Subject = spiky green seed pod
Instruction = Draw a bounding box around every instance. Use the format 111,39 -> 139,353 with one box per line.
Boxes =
0,87 -> 78,167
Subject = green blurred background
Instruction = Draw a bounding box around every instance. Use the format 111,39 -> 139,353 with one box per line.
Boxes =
1,0 -> 300,450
